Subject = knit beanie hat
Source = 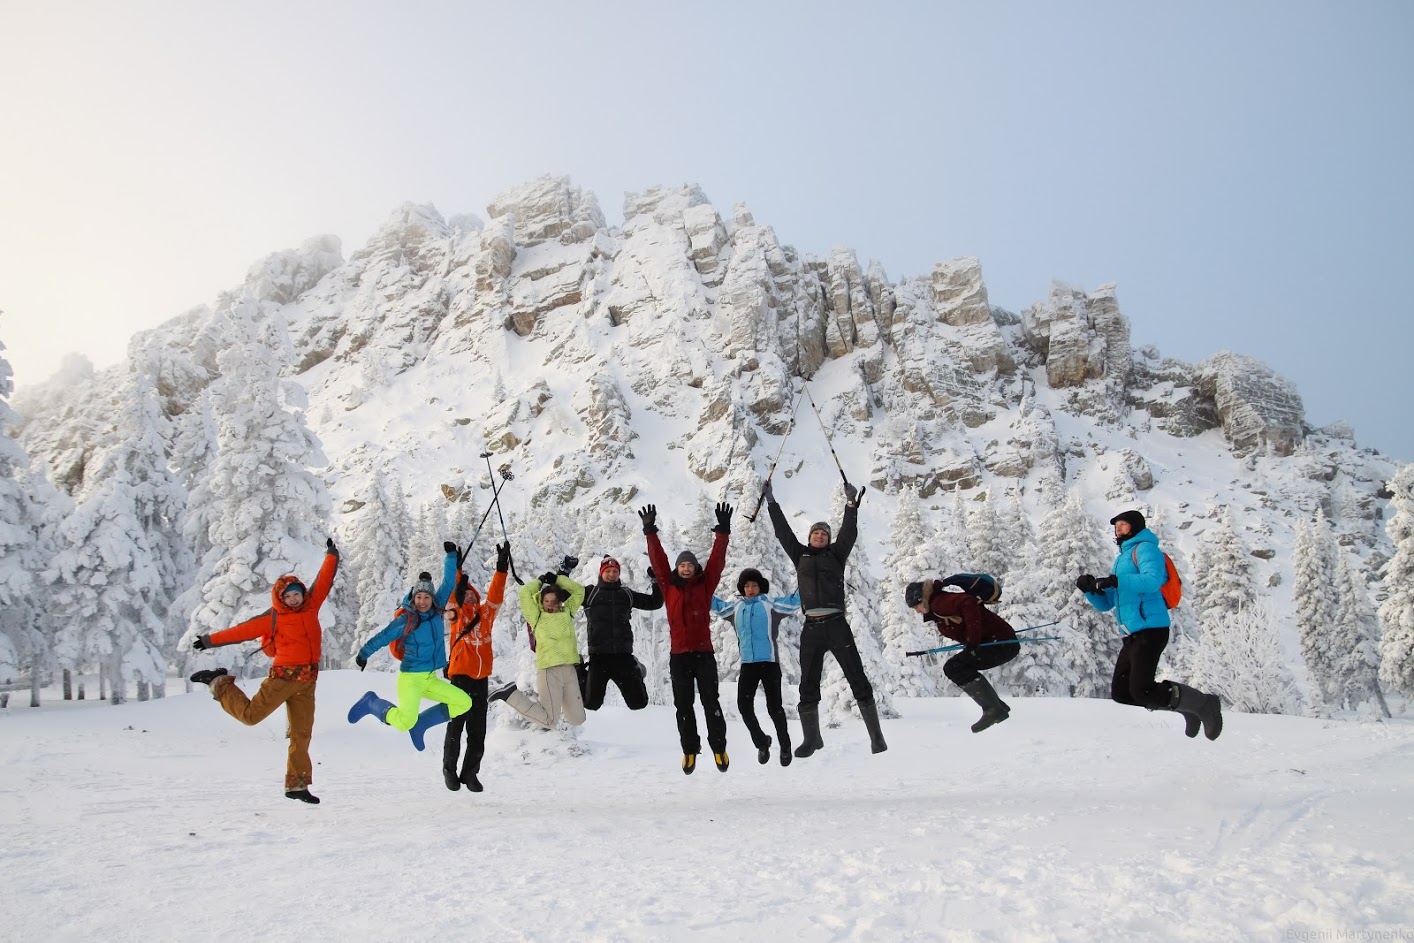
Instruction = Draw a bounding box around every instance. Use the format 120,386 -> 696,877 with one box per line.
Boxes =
281,581 -> 307,597
675,550 -> 700,573
809,522 -> 832,541
599,556 -> 622,580
1109,510 -> 1147,533
411,572 -> 436,597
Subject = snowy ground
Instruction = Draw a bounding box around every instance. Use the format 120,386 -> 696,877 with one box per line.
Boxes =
2,672 -> 1413,943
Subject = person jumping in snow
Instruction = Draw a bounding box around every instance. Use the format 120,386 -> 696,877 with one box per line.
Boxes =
441,541 -> 512,794
640,501 -> 732,775
764,480 -> 888,756
1077,509 -> 1223,740
904,577 -> 1019,732
347,543 -> 473,752
712,567 -> 800,766
487,567 -> 588,731
581,555 -> 661,712
188,538 -> 339,804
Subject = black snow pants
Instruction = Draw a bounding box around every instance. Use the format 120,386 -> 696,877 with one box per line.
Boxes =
584,652 -> 648,711
1110,627 -> 1172,709
443,675 -> 488,778
942,641 -> 1020,687
738,661 -> 790,750
670,651 -> 726,755
797,613 -> 874,712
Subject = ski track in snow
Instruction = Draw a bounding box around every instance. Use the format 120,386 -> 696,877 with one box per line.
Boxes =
2,672 -> 1412,942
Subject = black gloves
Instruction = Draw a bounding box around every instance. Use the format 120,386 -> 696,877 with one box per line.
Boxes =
443,540 -> 457,554
539,571 -> 559,588
713,502 -> 733,534
495,542 -> 511,573
1075,574 -> 1097,594
355,654 -> 367,671
559,554 -> 579,575
845,482 -> 865,507
760,480 -> 774,503
646,566 -> 656,583
638,504 -> 657,535
1094,575 -> 1118,592
192,634 -> 212,651
326,538 -> 338,558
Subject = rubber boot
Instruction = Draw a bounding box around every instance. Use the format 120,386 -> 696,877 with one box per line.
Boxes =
960,677 -> 1011,733
347,691 -> 394,725
409,703 -> 452,752
794,707 -> 825,759
858,701 -> 889,754
1172,682 -> 1223,741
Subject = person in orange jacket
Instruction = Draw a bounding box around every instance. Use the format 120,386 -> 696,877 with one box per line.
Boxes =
188,538 -> 340,804
442,541 -> 511,793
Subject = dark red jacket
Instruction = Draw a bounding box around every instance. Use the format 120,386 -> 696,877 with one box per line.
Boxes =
922,583 -> 1016,649
644,530 -> 728,654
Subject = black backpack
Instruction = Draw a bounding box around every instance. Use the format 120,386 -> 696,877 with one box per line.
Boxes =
940,573 -> 1002,604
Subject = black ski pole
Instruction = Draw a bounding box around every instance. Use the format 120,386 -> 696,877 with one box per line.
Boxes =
746,382 -> 806,523
460,473 -> 509,568
802,381 -> 851,491
481,451 -> 523,584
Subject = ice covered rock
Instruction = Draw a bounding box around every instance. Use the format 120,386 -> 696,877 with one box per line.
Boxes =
1195,352 -> 1306,456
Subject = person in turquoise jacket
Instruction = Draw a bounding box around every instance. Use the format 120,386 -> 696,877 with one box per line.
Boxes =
1078,509 -> 1222,740
712,567 -> 801,767
347,543 -> 473,751
488,569 -> 587,729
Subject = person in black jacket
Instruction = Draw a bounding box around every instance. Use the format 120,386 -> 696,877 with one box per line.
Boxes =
765,480 -> 887,757
580,556 -> 662,711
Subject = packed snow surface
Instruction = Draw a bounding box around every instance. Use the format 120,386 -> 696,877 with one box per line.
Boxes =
2,672 -> 1412,942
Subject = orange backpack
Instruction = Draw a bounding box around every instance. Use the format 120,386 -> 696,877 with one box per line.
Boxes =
1133,548 -> 1182,609
388,609 -> 416,660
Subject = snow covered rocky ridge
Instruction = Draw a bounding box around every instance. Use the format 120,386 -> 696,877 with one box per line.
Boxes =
6,175 -> 1404,714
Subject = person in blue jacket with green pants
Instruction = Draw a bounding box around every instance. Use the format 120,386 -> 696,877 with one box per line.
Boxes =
348,542 -> 473,750
1077,509 -> 1222,740
712,567 -> 801,766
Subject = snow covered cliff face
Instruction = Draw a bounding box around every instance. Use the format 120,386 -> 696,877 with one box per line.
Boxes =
12,175 -> 1398,608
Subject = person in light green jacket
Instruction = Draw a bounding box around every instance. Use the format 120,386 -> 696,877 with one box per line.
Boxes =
488,568 -> 587,728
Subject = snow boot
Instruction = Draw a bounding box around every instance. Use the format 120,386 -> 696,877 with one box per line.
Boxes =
1172,682 -> 1223,741
443,767 -> 462,792
487,682 -> 517,703
347,691 -> 394,725
779,734 -> 793,767
189,668 -> 228,686
409,703 -> 452,752
714,750 -> 730,772
1165,684 -> 1202,738
794,707 -> 825,759
960,678 -> 1010,733
859,701 -> 889,754
285,789 -> 320,804
757,739 -> 772,765
461,771 -> 484,793
682,753 -> 697,775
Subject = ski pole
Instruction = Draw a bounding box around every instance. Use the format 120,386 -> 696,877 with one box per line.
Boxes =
459,472 -> 509,568
802,381 -> 851,491
1015,620 -> 1061,633
746,382 -> 806,523
482,451 -> 523,584
905,637 -> 1061,657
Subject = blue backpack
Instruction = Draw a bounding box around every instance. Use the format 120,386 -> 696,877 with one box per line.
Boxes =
940,573 -> 1002,604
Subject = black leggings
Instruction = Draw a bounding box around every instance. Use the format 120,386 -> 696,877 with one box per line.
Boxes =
1110,627 -> 1172,709
738,661 -> 790,750
942,641 -> 1020,687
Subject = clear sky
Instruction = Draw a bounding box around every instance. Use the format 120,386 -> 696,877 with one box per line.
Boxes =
2,1 -> 1411,460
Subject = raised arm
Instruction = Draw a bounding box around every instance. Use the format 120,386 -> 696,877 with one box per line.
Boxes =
767,497 -> 804,564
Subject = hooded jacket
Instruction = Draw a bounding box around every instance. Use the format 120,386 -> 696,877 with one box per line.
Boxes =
1083,527 -> 1172,634
921,583 -> 1017,649
446,569 -> 508,679
582,578 -> 663,655
767,498 -> 856,614
357,551 -> 458,672
207,551 -> 339,668
518,575 -> 586,670
644,530 -> 728,654
711,591 -> 801,663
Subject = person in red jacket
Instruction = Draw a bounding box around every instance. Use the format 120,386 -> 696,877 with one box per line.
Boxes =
187,538 -> 340,803
442,541 -> 510,794
640,501 -> 732,774
905,577 -> 1019,733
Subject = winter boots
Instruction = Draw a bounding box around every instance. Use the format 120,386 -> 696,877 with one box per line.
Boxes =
461,771 -> 484,792
960,678 -> 1011,734
285,789 -> 320,804
858,701 -> 889,754
794,707 -> 825,759
714,751 -> 730,772
1170,682 -> 1223,740
756,737 -> 772,765
779,736 -> 793,767
682,753 -> 697,775
189,668 -> 228,687
488,682 -> 517,703
443,768 -> 462,791
408,703 -> 452,752
347,691 -> 394,725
